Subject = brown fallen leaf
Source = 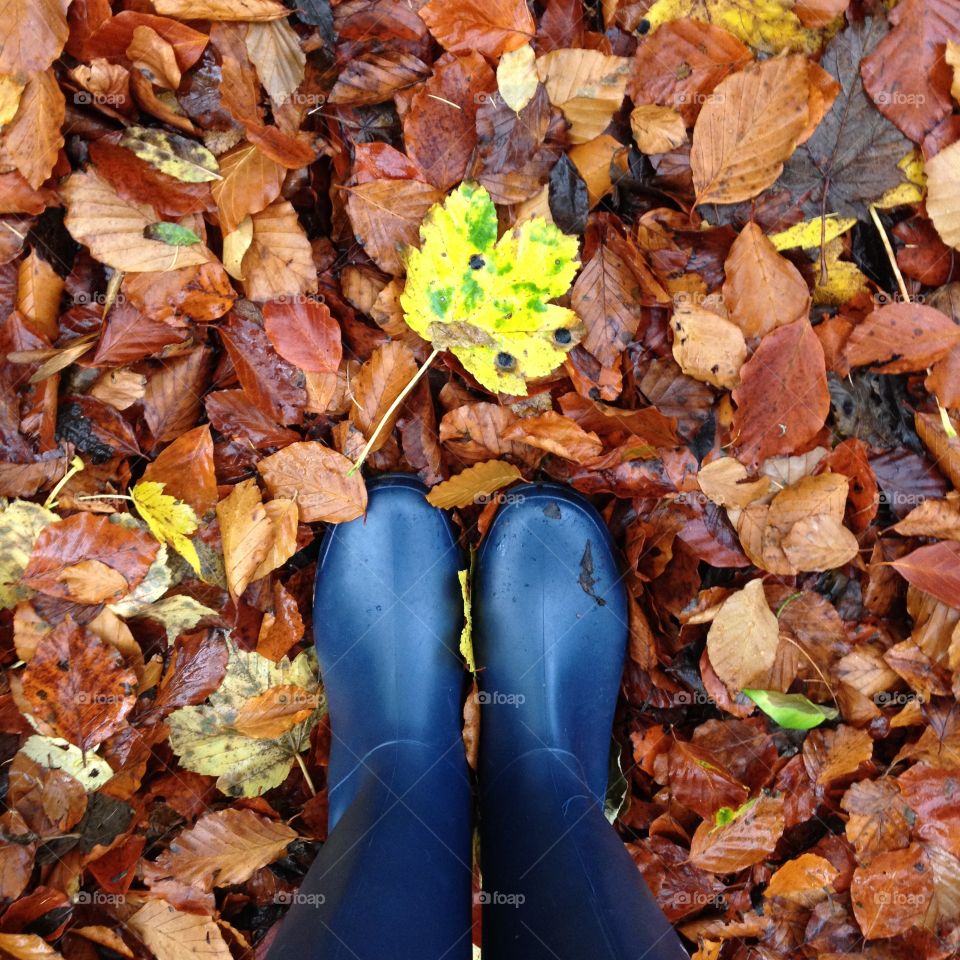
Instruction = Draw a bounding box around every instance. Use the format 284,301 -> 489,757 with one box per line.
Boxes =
240,200 -> 317,301
216,478 -> 274,599
691,55 -> 811,205
20,618 -> 136,751
845,302 -> 960,373
764,853 -> 838,907
501,410 -> 602,463
419,0 -> 536,60
689,795 -> 786,873
62,170 -> 215,272
233,684 -> 320,739
126,899 -> 232,960
257,441 -> 368,523
706,579 -> 780,694
670,297 -> 746,389
721,222 -> 811,338
629,104 -> 687,155
732,318 -> 829,466
426,460 -> 523,509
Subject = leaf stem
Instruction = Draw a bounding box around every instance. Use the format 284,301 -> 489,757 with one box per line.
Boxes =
348,348 -> 440,476
868,204 -> 910,303
293,749 -> 317,796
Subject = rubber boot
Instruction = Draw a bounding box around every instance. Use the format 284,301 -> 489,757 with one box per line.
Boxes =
474,483 -> 688,960
267,475 -> 473,960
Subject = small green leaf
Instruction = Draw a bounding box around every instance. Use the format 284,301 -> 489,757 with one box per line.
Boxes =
144,222 -> 202,246
714,797 -> 757,829
743,688 -> 839,729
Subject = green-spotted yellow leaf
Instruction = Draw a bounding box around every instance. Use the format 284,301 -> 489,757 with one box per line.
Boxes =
401,181 -> 581,395
120,126 -> 222,183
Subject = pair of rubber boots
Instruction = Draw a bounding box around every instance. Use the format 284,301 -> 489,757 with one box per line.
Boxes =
267,475 -> 687,960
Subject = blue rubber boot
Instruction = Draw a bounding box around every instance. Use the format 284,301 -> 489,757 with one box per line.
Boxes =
267,475 -> 472,960
474,484 -> 688,960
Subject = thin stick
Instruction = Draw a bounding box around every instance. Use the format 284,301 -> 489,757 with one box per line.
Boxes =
293,750 -> 317,796
349,348 -> 440,476
868,204 -> 910,303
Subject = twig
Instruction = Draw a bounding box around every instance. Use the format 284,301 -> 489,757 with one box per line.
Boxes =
293,750 -> 317,796
349,348 -> 440,476
868,204 -> 910,303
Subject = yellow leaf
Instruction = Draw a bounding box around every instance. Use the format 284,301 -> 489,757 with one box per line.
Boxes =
18,735 -> 113,792
643,0 -> 821,53
426,459 -> 523,509
926,140 -> 960,251
459,568 -> 475,674
132,480 -> 201,575
401,182 -> 581,395
119,126 -> 221,183
770,215 -> 856,251
497,44 -> 538,112
0,499 -> 58,609
812,237 -> 869,306
873,149 -> 925,211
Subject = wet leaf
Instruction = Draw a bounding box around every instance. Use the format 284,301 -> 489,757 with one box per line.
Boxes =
168,641 -> 322,797
119,126 -> 220,183
742,689 -> 838,729
401,181 -> 580,394
132,481 -> 201,575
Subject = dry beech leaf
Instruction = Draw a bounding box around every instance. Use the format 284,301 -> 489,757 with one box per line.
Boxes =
245,18 -> 306,105
722,222 -> 811,337
241,200 -> 317,301
501,410 -> 602,463
0,0 -> 70,75
215,478 -> 273,599
536,49 -> 631,144
262,298 -> 342,373
697,458 -> 771,509
926,139 -> 960,251
764,853 -> 838,906
349,341 -> 419,452
691,55 -> 811,205
62,171 -> 215,273
732,318 -> 829,466
345,179 -> 444,275
126,899 -> 232,960
426,460 -> 523,508
233,685 -> 320,739
257,441 -> 368,523
146,807 -> 296,890
630,104 -> 687,154
670,298 -> 746,389
153,0 -> 289,20
212,142 -> 285,234
706,579 -> 780,693
845,302 -> 960,373
0,69 -> 65,190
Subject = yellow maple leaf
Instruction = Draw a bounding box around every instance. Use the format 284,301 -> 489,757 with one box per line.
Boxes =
132,480 -> 201,575
642,0 -> 821,54
401,181 -> 581,395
